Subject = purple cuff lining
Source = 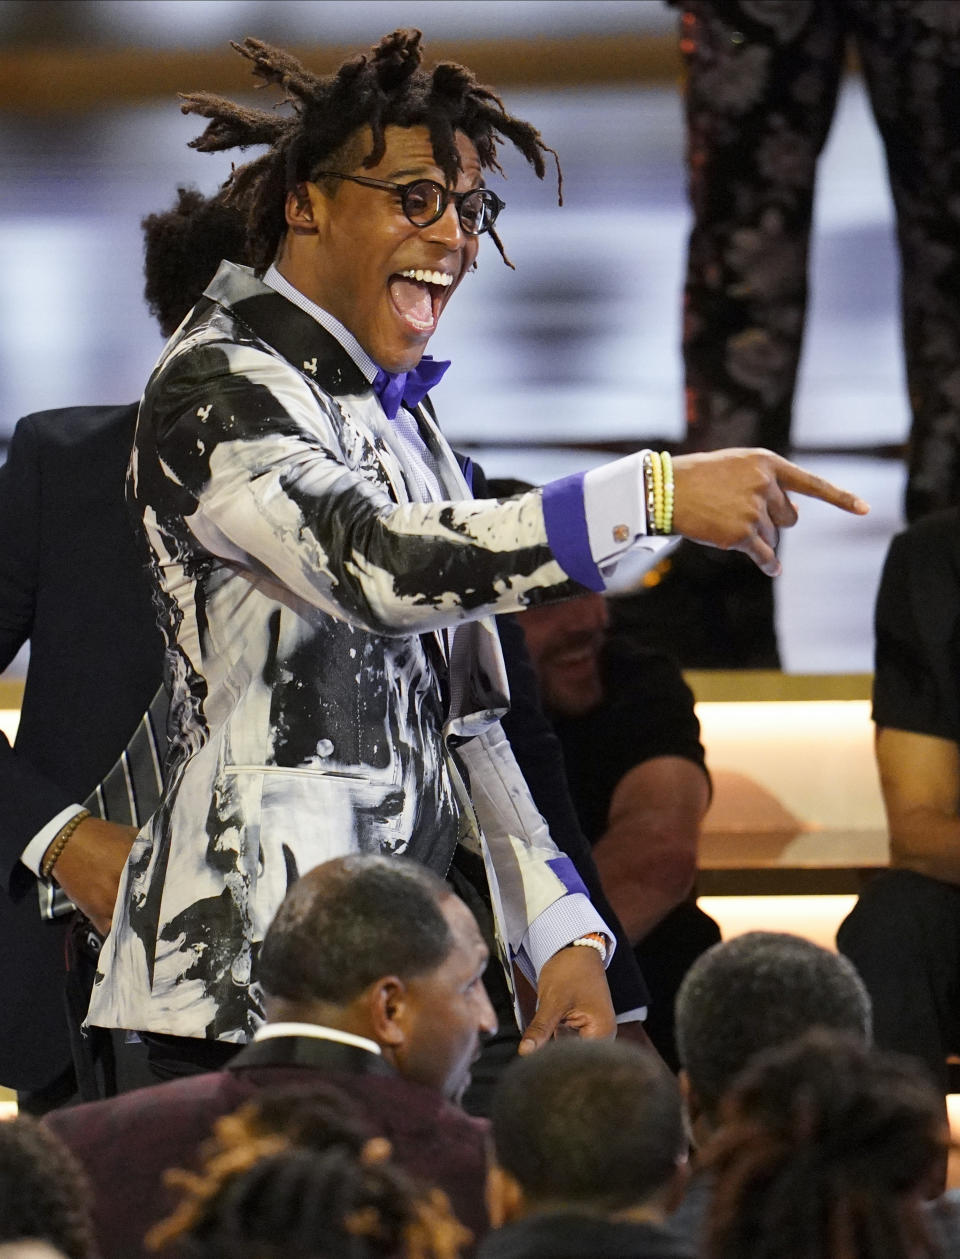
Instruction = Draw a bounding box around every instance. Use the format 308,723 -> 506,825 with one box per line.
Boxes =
541,474 -> 603,592
458,455 -> 475,493
547,856 -> 589,899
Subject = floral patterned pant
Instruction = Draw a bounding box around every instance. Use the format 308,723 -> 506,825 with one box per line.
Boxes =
678,0 -> 960,520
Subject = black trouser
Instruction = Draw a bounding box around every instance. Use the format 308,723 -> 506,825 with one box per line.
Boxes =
679,0 -> 960,521
19,914 -> 154,1115
837,869 -> 960,1091
141,1032 -> 241,1082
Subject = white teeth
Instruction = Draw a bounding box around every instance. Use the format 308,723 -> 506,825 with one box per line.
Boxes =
399,268 -> 453,287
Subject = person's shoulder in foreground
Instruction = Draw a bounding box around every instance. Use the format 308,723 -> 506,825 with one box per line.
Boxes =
148,1085 -> 475,1259
695,1029 -> 946,1259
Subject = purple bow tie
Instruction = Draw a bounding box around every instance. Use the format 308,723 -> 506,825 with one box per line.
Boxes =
372,355 -> 450,420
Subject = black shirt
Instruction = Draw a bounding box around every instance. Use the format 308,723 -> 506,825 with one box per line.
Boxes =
551,639 -> 708,846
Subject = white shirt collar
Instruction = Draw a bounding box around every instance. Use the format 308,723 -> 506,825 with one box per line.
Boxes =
262,263 -> 379,384
253,1021 -> 382,1056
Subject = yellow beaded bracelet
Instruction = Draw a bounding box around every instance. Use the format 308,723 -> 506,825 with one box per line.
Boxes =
650,447 -> 664,535
657,451 -> 675,535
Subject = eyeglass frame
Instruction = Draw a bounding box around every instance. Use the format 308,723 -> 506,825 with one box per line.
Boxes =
310,171 -> 506,235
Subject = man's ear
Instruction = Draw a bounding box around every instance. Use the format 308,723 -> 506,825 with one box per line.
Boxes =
486,1161 -> 525,1228
678,1067 -> 698,1119
679,1067 -> 713,1148
366,976 -> 408,1050
661,1157 -> 691,1214
285,183 -> 320,234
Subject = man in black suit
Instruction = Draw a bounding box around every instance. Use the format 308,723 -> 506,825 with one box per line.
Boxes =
47,856 -> 494,1259
0,189 -> 246,1109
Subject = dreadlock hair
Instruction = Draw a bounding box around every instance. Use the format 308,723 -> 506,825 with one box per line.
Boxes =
142,186 -> 251,337
147,1086 -> 470,1259
701,1029 -> 947,1259
0,1116 -> 98,1259
179,29 -> 562,271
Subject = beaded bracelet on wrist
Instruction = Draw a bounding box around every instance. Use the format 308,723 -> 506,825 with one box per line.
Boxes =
650,445 -> 664,534
656,450 -> 675,535
570,932 -> 608,963
641,450 -> 657,535
41,808 -> 91,880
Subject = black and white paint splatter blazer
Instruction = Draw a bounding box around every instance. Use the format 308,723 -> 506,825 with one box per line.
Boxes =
88,263 -> 612,1042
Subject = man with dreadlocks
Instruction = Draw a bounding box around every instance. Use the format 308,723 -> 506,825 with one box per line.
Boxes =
86,31 -> 867,1078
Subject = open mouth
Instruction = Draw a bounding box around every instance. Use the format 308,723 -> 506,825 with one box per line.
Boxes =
554,645 -> 597,672
388,268 -> 455,334
550,635 -> 601,671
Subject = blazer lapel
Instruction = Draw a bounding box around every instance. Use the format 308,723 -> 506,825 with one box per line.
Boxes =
228,290 -> 369,398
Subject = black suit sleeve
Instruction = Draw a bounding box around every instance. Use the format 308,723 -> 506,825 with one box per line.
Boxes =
495,611 -> 650,1015
0,418 -> 77,897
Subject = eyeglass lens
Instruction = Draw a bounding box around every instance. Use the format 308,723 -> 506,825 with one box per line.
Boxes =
402,180 -> 498,234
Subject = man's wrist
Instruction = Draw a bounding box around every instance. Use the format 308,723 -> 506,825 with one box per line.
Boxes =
567,931 -> 610,963
521,893 -> 616,980
21,804 -> 88,878
40,809 -> 91,880
641,451 -> 675,536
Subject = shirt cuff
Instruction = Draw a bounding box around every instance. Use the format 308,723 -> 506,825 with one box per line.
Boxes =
616,1007 -> 649,1024
583,452 -> 649,560
518,892 -> 615,982
541,474 -> 603,591
542,453 -> 676,593
21,805 -> 86,878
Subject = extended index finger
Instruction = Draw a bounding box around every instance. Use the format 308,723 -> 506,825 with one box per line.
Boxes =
775,459 -> 870,515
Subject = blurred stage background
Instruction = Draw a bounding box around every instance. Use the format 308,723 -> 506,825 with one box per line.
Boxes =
0,0 -> 909,672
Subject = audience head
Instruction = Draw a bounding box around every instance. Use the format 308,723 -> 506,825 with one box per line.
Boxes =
703,1029 -> 946,1259
141,185 -> 249,337
259,855 -> 496,1100
675,931 -> 872,1129
149,1087 -> 470,1259
489,476 -> 609,716
0,1116 -> 97,1259
487,1040 -> 688,1224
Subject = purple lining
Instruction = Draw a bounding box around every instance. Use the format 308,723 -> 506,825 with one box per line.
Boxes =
458,455 -> 475,493
546,856 -> 589,899
541,473 -> 603,592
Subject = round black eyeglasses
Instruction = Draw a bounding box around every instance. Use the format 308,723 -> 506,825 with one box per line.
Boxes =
312,173 -> 505,235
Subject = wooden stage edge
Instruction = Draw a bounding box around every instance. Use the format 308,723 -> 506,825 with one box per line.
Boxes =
0,672 -> 872,711
1,34 -> 683,113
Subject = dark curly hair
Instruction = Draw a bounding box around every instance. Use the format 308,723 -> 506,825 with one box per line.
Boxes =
491,1039 -> 687,1213
675,932 -> 872,1123
147,1087 -> 469,1259
179,29 -> 562,271
142,187 -> 250,337
0,1116 -> 98,1259
702,1029 -> 947,1259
